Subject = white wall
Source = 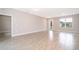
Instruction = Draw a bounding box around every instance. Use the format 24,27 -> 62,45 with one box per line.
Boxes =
72,14 -> 79,33
0,8 -> 46,37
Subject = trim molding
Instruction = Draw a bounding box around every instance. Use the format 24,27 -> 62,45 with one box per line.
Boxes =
12,29 -> 46,37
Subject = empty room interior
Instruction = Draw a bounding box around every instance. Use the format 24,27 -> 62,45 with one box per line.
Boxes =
0,8 -> 79,50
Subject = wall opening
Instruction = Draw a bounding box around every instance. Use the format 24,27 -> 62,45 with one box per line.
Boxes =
0,15 -> 11,39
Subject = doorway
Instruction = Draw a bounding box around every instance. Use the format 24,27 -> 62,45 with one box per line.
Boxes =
0,15 -> 11,39
47,19 -> 53,31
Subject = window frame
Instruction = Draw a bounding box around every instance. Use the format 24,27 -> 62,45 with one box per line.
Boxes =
59,17 -> 72,29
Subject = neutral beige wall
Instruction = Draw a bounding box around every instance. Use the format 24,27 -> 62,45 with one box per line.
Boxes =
52,14 -> 79,33
0,9 -> 46,36
12,10 -> 46,36
0,15 -> 11,33
72,14 -> 79,33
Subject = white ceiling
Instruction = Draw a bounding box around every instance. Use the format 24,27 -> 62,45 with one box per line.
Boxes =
14,8 -> 79,18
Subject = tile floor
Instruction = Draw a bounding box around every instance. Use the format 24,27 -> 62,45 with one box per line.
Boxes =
0,31 -> 79,50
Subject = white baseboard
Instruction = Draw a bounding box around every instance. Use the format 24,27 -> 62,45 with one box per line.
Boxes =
12,29 -> 46,37
12,29 -> 79,37
53,30 -> 79,34
0,32 -> 11,36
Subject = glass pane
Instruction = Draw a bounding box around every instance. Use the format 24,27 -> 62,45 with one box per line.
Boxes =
60,18 -> 65,22
60,22 -> 65,28
66,22 -> 72,28
60,18 -> 66,28
66,18 -> 72,22
66,17 -> 72,28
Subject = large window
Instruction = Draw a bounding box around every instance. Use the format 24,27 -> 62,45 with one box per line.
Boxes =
60,17 -> 72,28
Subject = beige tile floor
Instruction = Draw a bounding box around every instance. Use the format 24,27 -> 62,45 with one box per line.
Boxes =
0,31 -> 79,50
